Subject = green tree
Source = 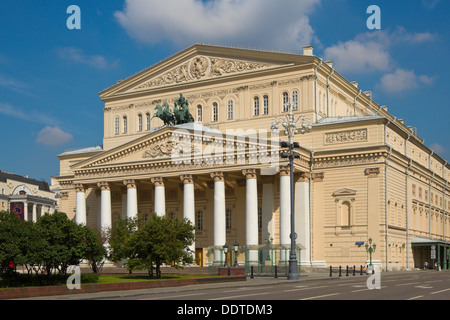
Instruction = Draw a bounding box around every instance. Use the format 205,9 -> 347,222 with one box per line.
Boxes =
129,214 -> 195,278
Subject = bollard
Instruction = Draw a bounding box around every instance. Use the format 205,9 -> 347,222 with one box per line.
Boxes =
346,265 -> 349,276
360,265 -> 363,276
339,266 -> 342,277
353,265 -> 356,276
330,265 -> 332,277
250,265 -> 254,279
274,265 -> 278,278
227,266 -> 231,276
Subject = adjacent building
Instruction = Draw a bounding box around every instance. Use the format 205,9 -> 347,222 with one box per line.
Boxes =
53,44 -> 450,271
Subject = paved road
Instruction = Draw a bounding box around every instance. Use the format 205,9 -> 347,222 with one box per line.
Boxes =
24,270 -> 450,301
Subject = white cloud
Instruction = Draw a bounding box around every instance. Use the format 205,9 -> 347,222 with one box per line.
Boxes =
378,68 -> 434,93
0,74 -> 30,93
114,0 -> 320,51
430,143 -> 446,155
0,102 -> 59,126
56,47 -> 119,69
36,126 -> 73,146
324,28 -> 437,74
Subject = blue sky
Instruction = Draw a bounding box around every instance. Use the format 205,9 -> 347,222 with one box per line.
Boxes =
0,0 -> 448,182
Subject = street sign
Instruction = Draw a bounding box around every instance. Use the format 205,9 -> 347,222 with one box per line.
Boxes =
431,245 -> 436,260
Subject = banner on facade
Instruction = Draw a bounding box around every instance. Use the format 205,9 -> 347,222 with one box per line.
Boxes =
10,202 -> 24,220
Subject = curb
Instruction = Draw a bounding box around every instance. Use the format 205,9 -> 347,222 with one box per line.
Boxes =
0,276 -> 246,300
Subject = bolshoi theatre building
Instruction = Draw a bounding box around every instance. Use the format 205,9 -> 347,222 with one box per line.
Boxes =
54,44 -> 450,272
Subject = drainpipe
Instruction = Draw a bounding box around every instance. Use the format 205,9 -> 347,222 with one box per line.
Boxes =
429,151 -> 435,239
327,67 -> 335,117
385,117 -> 394,271
309,151 -> 315,266
443,161 -> 448,240
354,90 -> 362,116
314,59 -> 323,122
405,134 -> 412,270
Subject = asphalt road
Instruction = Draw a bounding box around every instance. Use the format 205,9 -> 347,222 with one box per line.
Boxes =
27,270 -> 450,301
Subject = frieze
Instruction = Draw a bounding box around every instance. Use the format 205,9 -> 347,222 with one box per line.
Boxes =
132,56 -> 273,91
324,129 -> 368,145
314,152 -> 383,169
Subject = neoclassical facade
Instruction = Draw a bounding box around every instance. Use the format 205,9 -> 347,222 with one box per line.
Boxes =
54,44 -> 450,271
0,170 -> 57,221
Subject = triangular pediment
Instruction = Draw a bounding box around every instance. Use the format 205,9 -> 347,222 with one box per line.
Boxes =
71,123 -> 280,172
99,44 -> 316,99
332,188 -> 357,198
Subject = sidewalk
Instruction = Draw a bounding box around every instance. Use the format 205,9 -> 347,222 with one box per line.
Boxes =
13,270 -> 333,300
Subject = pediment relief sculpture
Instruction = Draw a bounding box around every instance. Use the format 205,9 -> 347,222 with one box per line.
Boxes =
131,56 -> 274,91
142,140 -> 201,159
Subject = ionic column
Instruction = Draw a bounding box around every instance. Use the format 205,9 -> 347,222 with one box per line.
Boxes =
75,184 -> 87,225
181,174 -> 195,258
124,179 -> 138,220
23,202 -> 28,221
211,172 -> 226,264
97,182 -> 112,231
151,177 -> 165,217
243,169 -> 258,265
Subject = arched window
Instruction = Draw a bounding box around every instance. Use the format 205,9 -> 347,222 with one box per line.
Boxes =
254,96 -> 260,116
341,202 -> 351,227
146,113 -> 151,131
212,102 -> 218,122
138,114 -> 143,132
197,105 -> 203,122
263,95 -> 269,115
282,92 -> 289,112
114,116 -> 120,135
292,90 -> 299,111
227,100 -> 234,120
123,116 -> 128,134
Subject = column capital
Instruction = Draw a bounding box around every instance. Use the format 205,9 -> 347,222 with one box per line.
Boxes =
210,172 -> 225,182
242,169 -> 257,180
312,172 -> 325,181
97,181 -> 110,191
279,166 -> 290,177
180,174 -> 194,185
74,183 -> 85,193
365,167 -> 380,177
123,179 -> 137,189
151,177 -> 165,187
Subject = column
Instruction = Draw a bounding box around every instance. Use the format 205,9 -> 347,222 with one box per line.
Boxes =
243,169 -> 258,265
279,166 -> 291,264
23,201 -> 28,221
366,168 -> 382,269
97,182 -> 112,231
181,174 -> 195,259
151,177 -> 165,217
124,179 -> 138,220
295,173 -> 311,266
75,184 -> 87,225
32,203 -> 37,223
211,172 -> 226,264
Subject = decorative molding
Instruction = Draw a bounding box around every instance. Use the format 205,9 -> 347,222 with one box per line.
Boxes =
312,172 -> 325,181
242,169 -> 257,179
150,177 -> 165,187
324,129 -> 368,145
210,171 -> 225,182
180,174 -> 194,185
131,56 -> 273,92
97,181 -> 110,191
73,183 -> 85,193
315,152 -> 383,169
123,179 -> 136,189
279,166 -> 290,176
365,167 -> 380,177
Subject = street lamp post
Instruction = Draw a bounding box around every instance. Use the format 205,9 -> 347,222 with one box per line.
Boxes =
271,100 -> 312,280
365,237 -> 376,270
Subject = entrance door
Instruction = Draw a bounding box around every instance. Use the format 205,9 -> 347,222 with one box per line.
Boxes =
195,248 -> 203,267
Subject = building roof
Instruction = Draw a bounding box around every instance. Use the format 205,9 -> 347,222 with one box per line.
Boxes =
0,171 -> 51,192
59,145 -> 104,157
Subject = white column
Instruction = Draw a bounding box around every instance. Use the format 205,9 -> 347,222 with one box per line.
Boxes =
211,172 -> 226,264
124,179 -> 138,220
243,169 -> 258,265
98,182 -> 112,231
279,166 -> 291,264
75,184 -> 87,225
23,201 -> 28,222
151,177 -> 165,217
32,203 -> 37,222
295,174 -> 311,266
181,175 -> 196,259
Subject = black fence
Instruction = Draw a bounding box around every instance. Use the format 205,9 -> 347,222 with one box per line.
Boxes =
329,265 -> 375,277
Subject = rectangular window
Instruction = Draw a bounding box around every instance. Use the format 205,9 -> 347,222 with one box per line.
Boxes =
227,100 -> 234,120
263,96 -> 269,115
